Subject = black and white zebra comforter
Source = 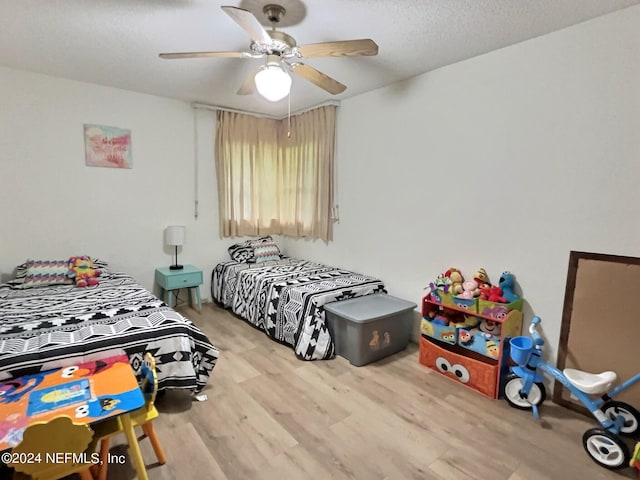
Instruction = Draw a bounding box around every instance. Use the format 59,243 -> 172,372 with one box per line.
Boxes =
0,271 -> 218,392
212,258 -> 386,360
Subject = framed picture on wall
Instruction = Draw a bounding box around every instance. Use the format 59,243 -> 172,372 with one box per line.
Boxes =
84,124 -> 132,169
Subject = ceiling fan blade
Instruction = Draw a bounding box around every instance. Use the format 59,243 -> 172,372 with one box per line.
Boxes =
297,39 -> 378,58
159,51 -> 250,59
236,67 -> 261,95
221,6 -> 272,45
291,63 -> 346,95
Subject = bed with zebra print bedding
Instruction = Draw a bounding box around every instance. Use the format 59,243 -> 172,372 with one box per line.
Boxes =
211,258 -> 386,360
0,270 -> 218,392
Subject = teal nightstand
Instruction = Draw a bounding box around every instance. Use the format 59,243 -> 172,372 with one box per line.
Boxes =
155,265 -> 203,312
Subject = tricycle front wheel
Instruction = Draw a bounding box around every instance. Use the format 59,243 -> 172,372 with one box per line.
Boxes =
502,373 -> 546,410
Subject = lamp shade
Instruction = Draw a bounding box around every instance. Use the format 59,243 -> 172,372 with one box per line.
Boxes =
165,225 -> 185,246
255,63 -> 292,102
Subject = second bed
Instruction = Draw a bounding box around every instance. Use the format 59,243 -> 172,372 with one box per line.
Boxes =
212,257 -> 386,360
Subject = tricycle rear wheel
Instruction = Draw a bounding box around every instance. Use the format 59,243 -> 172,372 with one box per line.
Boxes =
601,400 -> 640,435
583,428 -> 629,469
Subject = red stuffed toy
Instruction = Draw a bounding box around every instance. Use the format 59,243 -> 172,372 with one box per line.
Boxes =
487,285 -> 507,303
479,285 -> 491,300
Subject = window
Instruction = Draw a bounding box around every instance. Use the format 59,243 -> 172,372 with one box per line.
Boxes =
215,106 -> 336,242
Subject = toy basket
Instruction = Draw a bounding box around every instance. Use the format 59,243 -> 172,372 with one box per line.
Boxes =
510,336 -> 533,366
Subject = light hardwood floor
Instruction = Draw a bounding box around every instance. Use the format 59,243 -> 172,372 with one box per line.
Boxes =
103,303 -> 638,480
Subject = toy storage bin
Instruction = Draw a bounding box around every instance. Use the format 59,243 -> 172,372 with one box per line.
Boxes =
420,318 -> 457,345
419,336 -> 499,398
324,294 -> 417,367
478,298 -> 523,319
451,296 -> 478,313
457,328 -> 502,360
428,290 -> 454,306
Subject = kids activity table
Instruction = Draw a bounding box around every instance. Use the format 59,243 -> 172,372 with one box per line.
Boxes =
0,354 -> 149,480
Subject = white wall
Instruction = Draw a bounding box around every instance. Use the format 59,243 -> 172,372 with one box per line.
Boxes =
0,67 -> 227,298
283,6 -> 640,363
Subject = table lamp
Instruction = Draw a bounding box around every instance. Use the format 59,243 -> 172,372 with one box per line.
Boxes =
165,225 -> 185,270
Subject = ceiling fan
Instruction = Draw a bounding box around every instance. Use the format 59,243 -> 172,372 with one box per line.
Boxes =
159,4 -> 379,102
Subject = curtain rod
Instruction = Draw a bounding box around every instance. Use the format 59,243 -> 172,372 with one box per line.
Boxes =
190,100 -> 340,119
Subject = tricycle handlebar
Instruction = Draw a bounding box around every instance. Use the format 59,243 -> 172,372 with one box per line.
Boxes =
529,316 -> 545,348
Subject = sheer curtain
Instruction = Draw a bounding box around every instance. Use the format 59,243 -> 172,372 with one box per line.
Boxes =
215,105 -> 336,242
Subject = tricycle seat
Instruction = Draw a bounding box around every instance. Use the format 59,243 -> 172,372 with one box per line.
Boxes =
563,368 -> 617,395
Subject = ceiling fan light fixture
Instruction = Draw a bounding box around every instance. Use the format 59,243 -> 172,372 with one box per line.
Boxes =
254,62 -> 292,102
161,6 -> 378,98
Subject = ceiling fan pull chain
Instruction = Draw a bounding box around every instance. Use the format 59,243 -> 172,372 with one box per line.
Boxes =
287,88 -> 291,138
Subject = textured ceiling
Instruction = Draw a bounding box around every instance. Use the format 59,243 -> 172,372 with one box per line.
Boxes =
0,0 -> 638,117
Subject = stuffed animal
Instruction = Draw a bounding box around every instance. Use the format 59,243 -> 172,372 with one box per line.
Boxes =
445,268 -> 464,295
479,285 -> 491,300
488,285 -> 507,303
433,275 -> 451,293
478,318 -> 502,337
68,256 -> 100,287
473,268 -> 491,289
498,271 -> 519,303
431,312 -> 451,326
457,280 -> 480,299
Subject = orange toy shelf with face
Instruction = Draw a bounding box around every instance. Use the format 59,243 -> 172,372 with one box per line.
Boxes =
419,292 -> 523,399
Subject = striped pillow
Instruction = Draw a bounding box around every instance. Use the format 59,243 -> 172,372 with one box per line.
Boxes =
228,241 -> 255,263
251,238 -> 281,263
21,259 -> 73,288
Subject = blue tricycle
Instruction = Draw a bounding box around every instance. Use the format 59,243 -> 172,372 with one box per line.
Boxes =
503,316 -> 640,470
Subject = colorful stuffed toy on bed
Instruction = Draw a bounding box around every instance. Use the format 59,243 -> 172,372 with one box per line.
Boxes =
68,255 -> 100,287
